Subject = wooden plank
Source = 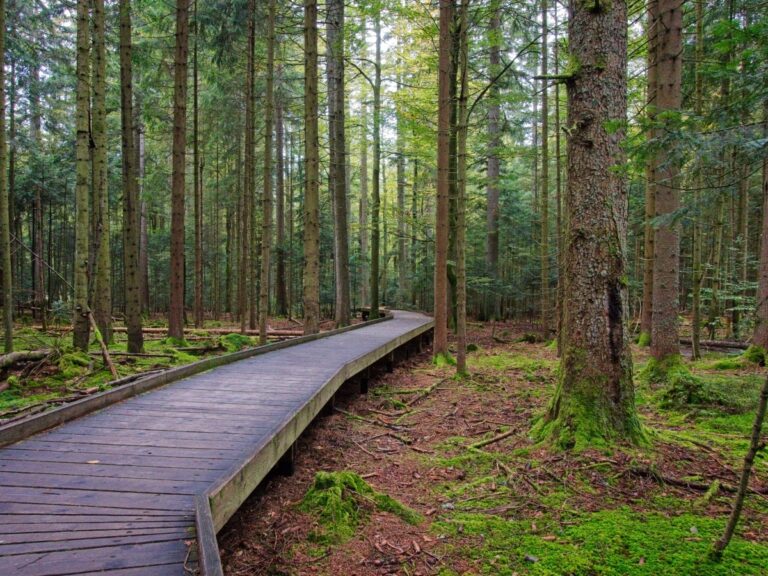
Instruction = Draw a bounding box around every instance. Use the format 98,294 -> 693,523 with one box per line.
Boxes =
0,503 -> 192,518
0,448 -> 232,470
60,418 -> 272,436
0,540 -> 191,576
38,433 -> 252,451
195,495 -> 223,576
11,440 -> 240,461
0,520 -> 191,534
0,471 -> 209,495
0,527 -> 190,545
0,487 -> 192,512
0,459 -> 220,482
0,534 -> 190,556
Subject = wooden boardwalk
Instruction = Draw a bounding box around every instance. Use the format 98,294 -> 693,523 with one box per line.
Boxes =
0,311 -> 433,576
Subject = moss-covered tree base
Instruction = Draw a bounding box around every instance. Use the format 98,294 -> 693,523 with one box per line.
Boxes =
641,354 -> 712,407
433,351 -> 456,367
742,345 -> 766,366
533,378 -> 645,451
637,332 -> 651,347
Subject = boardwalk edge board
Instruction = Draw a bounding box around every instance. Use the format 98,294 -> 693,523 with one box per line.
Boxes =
195,317 -> 434,576
0,314 -> 393,449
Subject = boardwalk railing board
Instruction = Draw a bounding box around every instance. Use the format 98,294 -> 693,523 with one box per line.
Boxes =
0,314 -> 392,449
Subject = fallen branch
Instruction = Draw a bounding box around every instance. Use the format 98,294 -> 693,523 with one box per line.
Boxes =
469,428 -> 518,450
333,407 -> 409,431
630,466 -> 768,495
88,351 -> 174,359
87,312 -> 119,380
406,377 -> 449,407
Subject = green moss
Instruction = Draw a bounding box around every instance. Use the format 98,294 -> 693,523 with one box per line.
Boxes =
433,508 -> 768,575
433,351 -> 456,367
468,353 -> 553,376
636,332 -> 651,347
703,357 -> 746,371
299,471 -> 421,544
57,351 -> 92,379
220,333 -> 254,352
743,345 -> 766,366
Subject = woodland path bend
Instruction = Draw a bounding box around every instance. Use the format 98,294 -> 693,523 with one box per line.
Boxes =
0,310 -> 433,576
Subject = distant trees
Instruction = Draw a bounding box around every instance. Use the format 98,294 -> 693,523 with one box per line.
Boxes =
0,0 -> 10,353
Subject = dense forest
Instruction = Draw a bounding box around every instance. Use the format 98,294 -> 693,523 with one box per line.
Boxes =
0,0 -> 767,573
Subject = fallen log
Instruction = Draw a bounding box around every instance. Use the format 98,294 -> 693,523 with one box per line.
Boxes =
0,349 -> 52,371
30,326 -> 304,337
679,338 -> 748,351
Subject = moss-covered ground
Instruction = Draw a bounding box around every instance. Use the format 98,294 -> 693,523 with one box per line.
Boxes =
217,323 -> 767,575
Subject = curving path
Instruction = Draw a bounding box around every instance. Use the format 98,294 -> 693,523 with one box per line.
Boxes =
0,311 -> 433,575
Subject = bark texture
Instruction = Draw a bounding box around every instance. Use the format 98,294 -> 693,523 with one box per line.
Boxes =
650,0 -> 683,361
434,0 -> 453,357
74,0 -> 91,351
540,0 -> 641,448
754,102 -> 768,349
0,0 -> 11,353
303,0 -> 320,334
120,0 -> 143,353
327,0 -> 350,326
168,0 -> 189,341
92,0 -> 112,343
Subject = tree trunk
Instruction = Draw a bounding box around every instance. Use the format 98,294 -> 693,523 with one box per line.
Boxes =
434,0 -> 453,358
455,0 -> 469,375
275,94 -> 288,317
259,0 -> 276,344
0,0 -> 11,353
74,0 -> 91,351
92,0 -> 111,344
754,101 -> 768,349
31,64 -> 46,330
640,0 -> 658,342
327,0 -> 350,327
539,0 -> 642,448
168,0 -> 189,341
359,98 -> 369,309
120,0 -> 144,353
369,12 -> 382,321
690,0 -> 704,360
650,0 -> 683,361
303,0 -> 320,334
193,0 -> 203,329
486,2 -> 500,284
539,0 -> 550,333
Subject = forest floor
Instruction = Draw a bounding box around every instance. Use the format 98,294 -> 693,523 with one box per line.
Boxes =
0,316 -> 334,425
218,322 -> 768,576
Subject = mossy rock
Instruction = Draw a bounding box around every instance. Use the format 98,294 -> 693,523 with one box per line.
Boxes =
220,333 -> 253,352
299,471 -> 421,544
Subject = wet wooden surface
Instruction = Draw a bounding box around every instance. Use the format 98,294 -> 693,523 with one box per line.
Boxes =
0,311 -> 432,575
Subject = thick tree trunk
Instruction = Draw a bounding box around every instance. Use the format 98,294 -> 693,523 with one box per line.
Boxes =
259,0 -> 276,344
327,0 -> 350,327
539,0 -> 641,448
0,0 -> 11,353
650,0 -> 683,361
74,0 -> 91,351
434,0 -> 453,358
92,0 -> 111,344
691,0 -> 704,360
640,0 -> 658,342
120,0 -> 144,353
240,7 -> 254,333
303,0 -> 320,334
168,0 -> 189,341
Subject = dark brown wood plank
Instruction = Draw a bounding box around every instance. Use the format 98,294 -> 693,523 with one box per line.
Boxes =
0,527 -> 190,545
0,471 -> 209,495
0,520 -> 191,534
0,459 -> 219,482
0,487 -> 192,512
0,540 -> 190,576
0,448 -> 232,470
7,440 -> 240,461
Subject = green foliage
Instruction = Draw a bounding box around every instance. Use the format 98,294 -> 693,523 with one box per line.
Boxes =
299,471 -> 421,544
57,350 -> 91,379
220,333 -> 254,352
433,508 -> 768,575
636,332 -> 651,347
